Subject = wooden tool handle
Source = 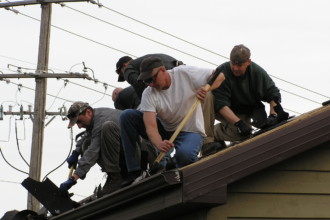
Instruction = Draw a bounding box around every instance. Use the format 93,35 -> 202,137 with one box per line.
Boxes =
154,84 -> 212,163
68,166 -> 74,179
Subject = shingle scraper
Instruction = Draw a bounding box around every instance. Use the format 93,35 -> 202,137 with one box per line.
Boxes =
21,168 -> 80,216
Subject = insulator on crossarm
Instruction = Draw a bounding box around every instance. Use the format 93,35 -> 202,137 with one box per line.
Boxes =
0,105 -> 3,120
20,105 -> 23,120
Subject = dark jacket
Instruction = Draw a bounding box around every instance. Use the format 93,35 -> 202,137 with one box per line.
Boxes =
124,53 -> 180,99
74,108 -> 122,178
212,61 -> 281,115
114,86 -> 140,110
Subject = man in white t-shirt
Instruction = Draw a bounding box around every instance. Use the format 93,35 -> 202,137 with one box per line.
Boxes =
119,57 -> 225,183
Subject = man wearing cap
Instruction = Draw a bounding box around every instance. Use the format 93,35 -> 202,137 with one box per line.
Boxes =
59,102 -> 126,197
202,44 -> 288,153
119,57 -> 225,182
115,54 -> 183,99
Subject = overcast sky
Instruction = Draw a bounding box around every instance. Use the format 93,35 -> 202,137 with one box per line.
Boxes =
0,0 -> 329,216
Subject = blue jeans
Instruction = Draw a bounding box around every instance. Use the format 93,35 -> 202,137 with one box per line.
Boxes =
120,109 -> 204,172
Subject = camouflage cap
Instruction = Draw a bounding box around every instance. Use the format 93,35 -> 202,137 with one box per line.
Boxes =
67,101 -> 90,128
230,44 -> 251,65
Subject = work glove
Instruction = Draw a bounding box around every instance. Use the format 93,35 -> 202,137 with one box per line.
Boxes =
66,150 -> 79,169
263,114 -> 278,128
59,176 -> 77,192
234,120 -> 253,136
274,102 -> 289,122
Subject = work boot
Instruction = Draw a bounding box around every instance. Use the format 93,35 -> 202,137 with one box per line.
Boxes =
121,170 -> 142,187
201,141 -> 226,157
165,157 -> 177,171
97,173 -> 123,198
228,141 -> 241,147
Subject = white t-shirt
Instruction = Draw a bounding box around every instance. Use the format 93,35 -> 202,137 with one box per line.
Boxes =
140,65 -> 212,136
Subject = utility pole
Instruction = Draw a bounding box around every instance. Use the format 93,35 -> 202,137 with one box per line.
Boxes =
29,3 -> 52,211
1,0 -> 88,212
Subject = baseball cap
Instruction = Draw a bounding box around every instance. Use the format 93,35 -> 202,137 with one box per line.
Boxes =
138,57 -> 164,81
67,101 -> 90,128
116,56 -> 132,82
230,44 -> 251,65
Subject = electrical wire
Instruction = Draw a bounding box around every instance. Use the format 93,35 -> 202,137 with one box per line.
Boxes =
59,4 -> 330,101
6,80 -> 74,103
280,88 -> 321,105
16,117 -> 27,141
1,77 -> 317,115
15,119 -> 29,167
89,0 -> 230,60
15,84 -> 22,105
4,6 -> 328,104
0,116 -> 12,142
272,76 -> 329,100
1,0 -> 326,202
0,146 -> 29,175
0,71 -> 114,107
61,4 -> 218,66
284,108 -> 301,116
88,1 -> 330,100
64,79 -> 113,96
15,11 -> 136,58
0,179 -> 22,185
2,6 -> 328,111
46,80 -> 66,111
42,128 -> 74,181
0,54 -> 37,66
91,83 -> 107,105
1,66 -> 115,103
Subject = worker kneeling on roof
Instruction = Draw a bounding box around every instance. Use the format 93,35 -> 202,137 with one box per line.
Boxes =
59,102 -> 127,198
119,56 -> 225,184
201,44 -> 289,156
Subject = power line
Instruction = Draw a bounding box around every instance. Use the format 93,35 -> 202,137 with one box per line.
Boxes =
63,79 -> 113,96
61,3 -> 219,66
0,58 -> 118,99
0,79 -> 115,111
272,75 -> 329,99
89,0 -> 230,60
284,108 -> 301,115
0,62 -> 118,104
0,179 -> 22,185
2,5 -> 327,109
3,80 -> 74,103
6,8 -> 137,59
0,54 -> 37,66
0,60 -> 321,113
14,119 -> 30,167
42,128 -> 74,181
61,2 -> 329,100
280,88 -> 321,105
0,146 -> 29,175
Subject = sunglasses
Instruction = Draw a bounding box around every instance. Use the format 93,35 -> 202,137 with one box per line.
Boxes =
75,109 -> 87,124
143,69 -> 161,85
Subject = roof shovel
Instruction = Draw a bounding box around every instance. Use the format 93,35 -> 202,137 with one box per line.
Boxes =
148,69 -> 225,175
21,166 -> 79,216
